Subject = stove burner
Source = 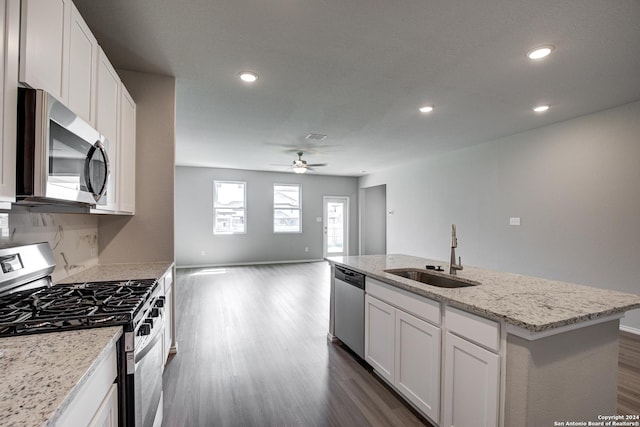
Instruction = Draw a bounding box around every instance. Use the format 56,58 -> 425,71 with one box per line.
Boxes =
0,279 -> 158,337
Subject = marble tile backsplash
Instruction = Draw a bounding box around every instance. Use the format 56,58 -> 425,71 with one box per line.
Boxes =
0,207 -> 98,283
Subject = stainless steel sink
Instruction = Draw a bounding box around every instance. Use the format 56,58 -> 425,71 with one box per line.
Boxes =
384,268 -> 480,288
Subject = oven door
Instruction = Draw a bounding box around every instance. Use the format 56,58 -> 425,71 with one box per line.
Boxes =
134,314 -> 165,427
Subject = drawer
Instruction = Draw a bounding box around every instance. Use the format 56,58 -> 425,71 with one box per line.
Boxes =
366,277 -> 440,325
445,306 -> 500,352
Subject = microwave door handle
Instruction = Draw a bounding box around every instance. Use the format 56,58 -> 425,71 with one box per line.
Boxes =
84,141 -> 110,202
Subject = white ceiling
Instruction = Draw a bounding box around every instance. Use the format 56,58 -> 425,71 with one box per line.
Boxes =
74,0 -> 640,177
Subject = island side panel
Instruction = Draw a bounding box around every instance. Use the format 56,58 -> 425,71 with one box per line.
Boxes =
504,320 -> 619,427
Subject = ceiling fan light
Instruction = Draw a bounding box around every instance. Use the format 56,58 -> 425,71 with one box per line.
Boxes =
293,166 -> 307,174
419,105 -> 434,113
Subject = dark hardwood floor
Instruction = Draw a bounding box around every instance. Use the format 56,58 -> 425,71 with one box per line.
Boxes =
162,262 -> 431,427
162,261 -> 640,426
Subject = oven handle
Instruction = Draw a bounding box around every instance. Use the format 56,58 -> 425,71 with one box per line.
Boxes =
135,314 -> 164,363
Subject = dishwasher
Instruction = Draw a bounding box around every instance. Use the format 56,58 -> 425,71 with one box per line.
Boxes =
334,265 -> 365,358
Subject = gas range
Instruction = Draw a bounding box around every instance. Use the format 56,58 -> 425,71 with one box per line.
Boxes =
0,279 -> 158,336
0,242 -> 166,427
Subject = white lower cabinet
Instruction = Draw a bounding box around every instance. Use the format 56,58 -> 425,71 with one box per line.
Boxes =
162,267 -> 175,364
395,309 -> 440,420
88,383 -> 118,427
56,342 -> 118,427
442,311 -> 500,427
365,294 -> 395,383
365,287 -> 441,424
363,277 -> 501,427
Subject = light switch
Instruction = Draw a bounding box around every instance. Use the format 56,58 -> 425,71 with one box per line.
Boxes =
509,217 -> 521,226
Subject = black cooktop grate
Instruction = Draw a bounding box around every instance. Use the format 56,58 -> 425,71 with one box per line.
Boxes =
0,279 -> 157,336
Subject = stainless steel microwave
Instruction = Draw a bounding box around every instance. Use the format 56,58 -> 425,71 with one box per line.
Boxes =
16,88 -> 110,207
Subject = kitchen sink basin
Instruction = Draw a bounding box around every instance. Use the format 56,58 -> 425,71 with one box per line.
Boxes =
384,268 -> 480,288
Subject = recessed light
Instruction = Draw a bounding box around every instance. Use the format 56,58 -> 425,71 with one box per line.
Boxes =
238,71 -> 259,83
533,105 -> 550,113
419,105 -> 434,113
527,45 -> 554,60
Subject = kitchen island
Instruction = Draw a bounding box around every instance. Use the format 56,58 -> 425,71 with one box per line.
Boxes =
327,254 -> 640,427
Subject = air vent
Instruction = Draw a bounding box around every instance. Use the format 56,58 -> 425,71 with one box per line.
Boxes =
305,133 -> 327,141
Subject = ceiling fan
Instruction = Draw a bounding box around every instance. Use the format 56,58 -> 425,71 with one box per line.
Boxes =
291,151 -> 327,174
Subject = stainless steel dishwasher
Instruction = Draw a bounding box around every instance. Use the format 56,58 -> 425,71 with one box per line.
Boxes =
334,265 -> 365,358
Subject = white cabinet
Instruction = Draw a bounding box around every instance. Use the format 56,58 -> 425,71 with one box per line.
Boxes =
88,383 -> 118,427
442,308 -> 500,427
118,85 -> 136,214
395,310 -> 440,420
365,277 -> 441,423
0,0 -> 19,207
19,0 -> 71,103
68,2 -> 98,125
94,47 -> 121,212
364,294 -> 395,383
56,341 -> 118,427
162,267 -> 175,364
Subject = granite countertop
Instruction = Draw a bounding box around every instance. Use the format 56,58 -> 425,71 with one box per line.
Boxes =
58,261 -> 174,284
0,327 -> 122,427
327,254 -> 640,332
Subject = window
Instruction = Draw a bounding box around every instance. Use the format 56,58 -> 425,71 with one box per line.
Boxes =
213,181 -> 246,234
274,184 -> 301,233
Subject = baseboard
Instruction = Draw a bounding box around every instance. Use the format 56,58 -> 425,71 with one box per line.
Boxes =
176,259 -> 325,269
620,324 -> 640,336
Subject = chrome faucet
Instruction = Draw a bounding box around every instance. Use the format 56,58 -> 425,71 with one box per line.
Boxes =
449,224 -> 463,275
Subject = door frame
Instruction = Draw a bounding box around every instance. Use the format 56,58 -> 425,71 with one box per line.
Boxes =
323,196 -> 349,258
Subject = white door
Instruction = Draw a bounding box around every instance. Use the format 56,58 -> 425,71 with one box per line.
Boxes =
323,196 -> 349,257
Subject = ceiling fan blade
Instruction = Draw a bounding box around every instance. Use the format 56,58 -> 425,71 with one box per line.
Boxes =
306,163 -> 328,167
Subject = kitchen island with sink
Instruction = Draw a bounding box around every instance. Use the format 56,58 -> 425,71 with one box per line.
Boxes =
327,254 -> 640,427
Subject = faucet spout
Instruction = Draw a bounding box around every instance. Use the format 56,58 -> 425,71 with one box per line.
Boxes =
449,224 -> 463,275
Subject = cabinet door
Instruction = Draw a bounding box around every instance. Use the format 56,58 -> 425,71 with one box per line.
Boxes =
19,0 -> 71,102
364,294 -> 395,383
118,85 -> 136,214
88,383 -> 118,427
95,48 -> 121,211
68,2 -> 97,125
443,332 -> 499,427
395,310 -> 441,423
0,0 -> 19,206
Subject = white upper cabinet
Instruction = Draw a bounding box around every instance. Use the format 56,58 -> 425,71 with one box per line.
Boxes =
17,0 -> 137,214
19,0 -> 71,103
68,2 -> 97,125
94,48 -> 121,212
0,0 -> 20,207
118,85 -> 136,214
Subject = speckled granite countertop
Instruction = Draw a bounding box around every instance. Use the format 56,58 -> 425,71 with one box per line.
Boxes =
0,327 -> 122,427
57,261 -> 173,284
327,254 -> 640,332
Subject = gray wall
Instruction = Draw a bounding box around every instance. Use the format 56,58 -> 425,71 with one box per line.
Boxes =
360,100 -> 640,330
175,167 -> 359,266
98,71 -> 176,263
362,184 -> 387,255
